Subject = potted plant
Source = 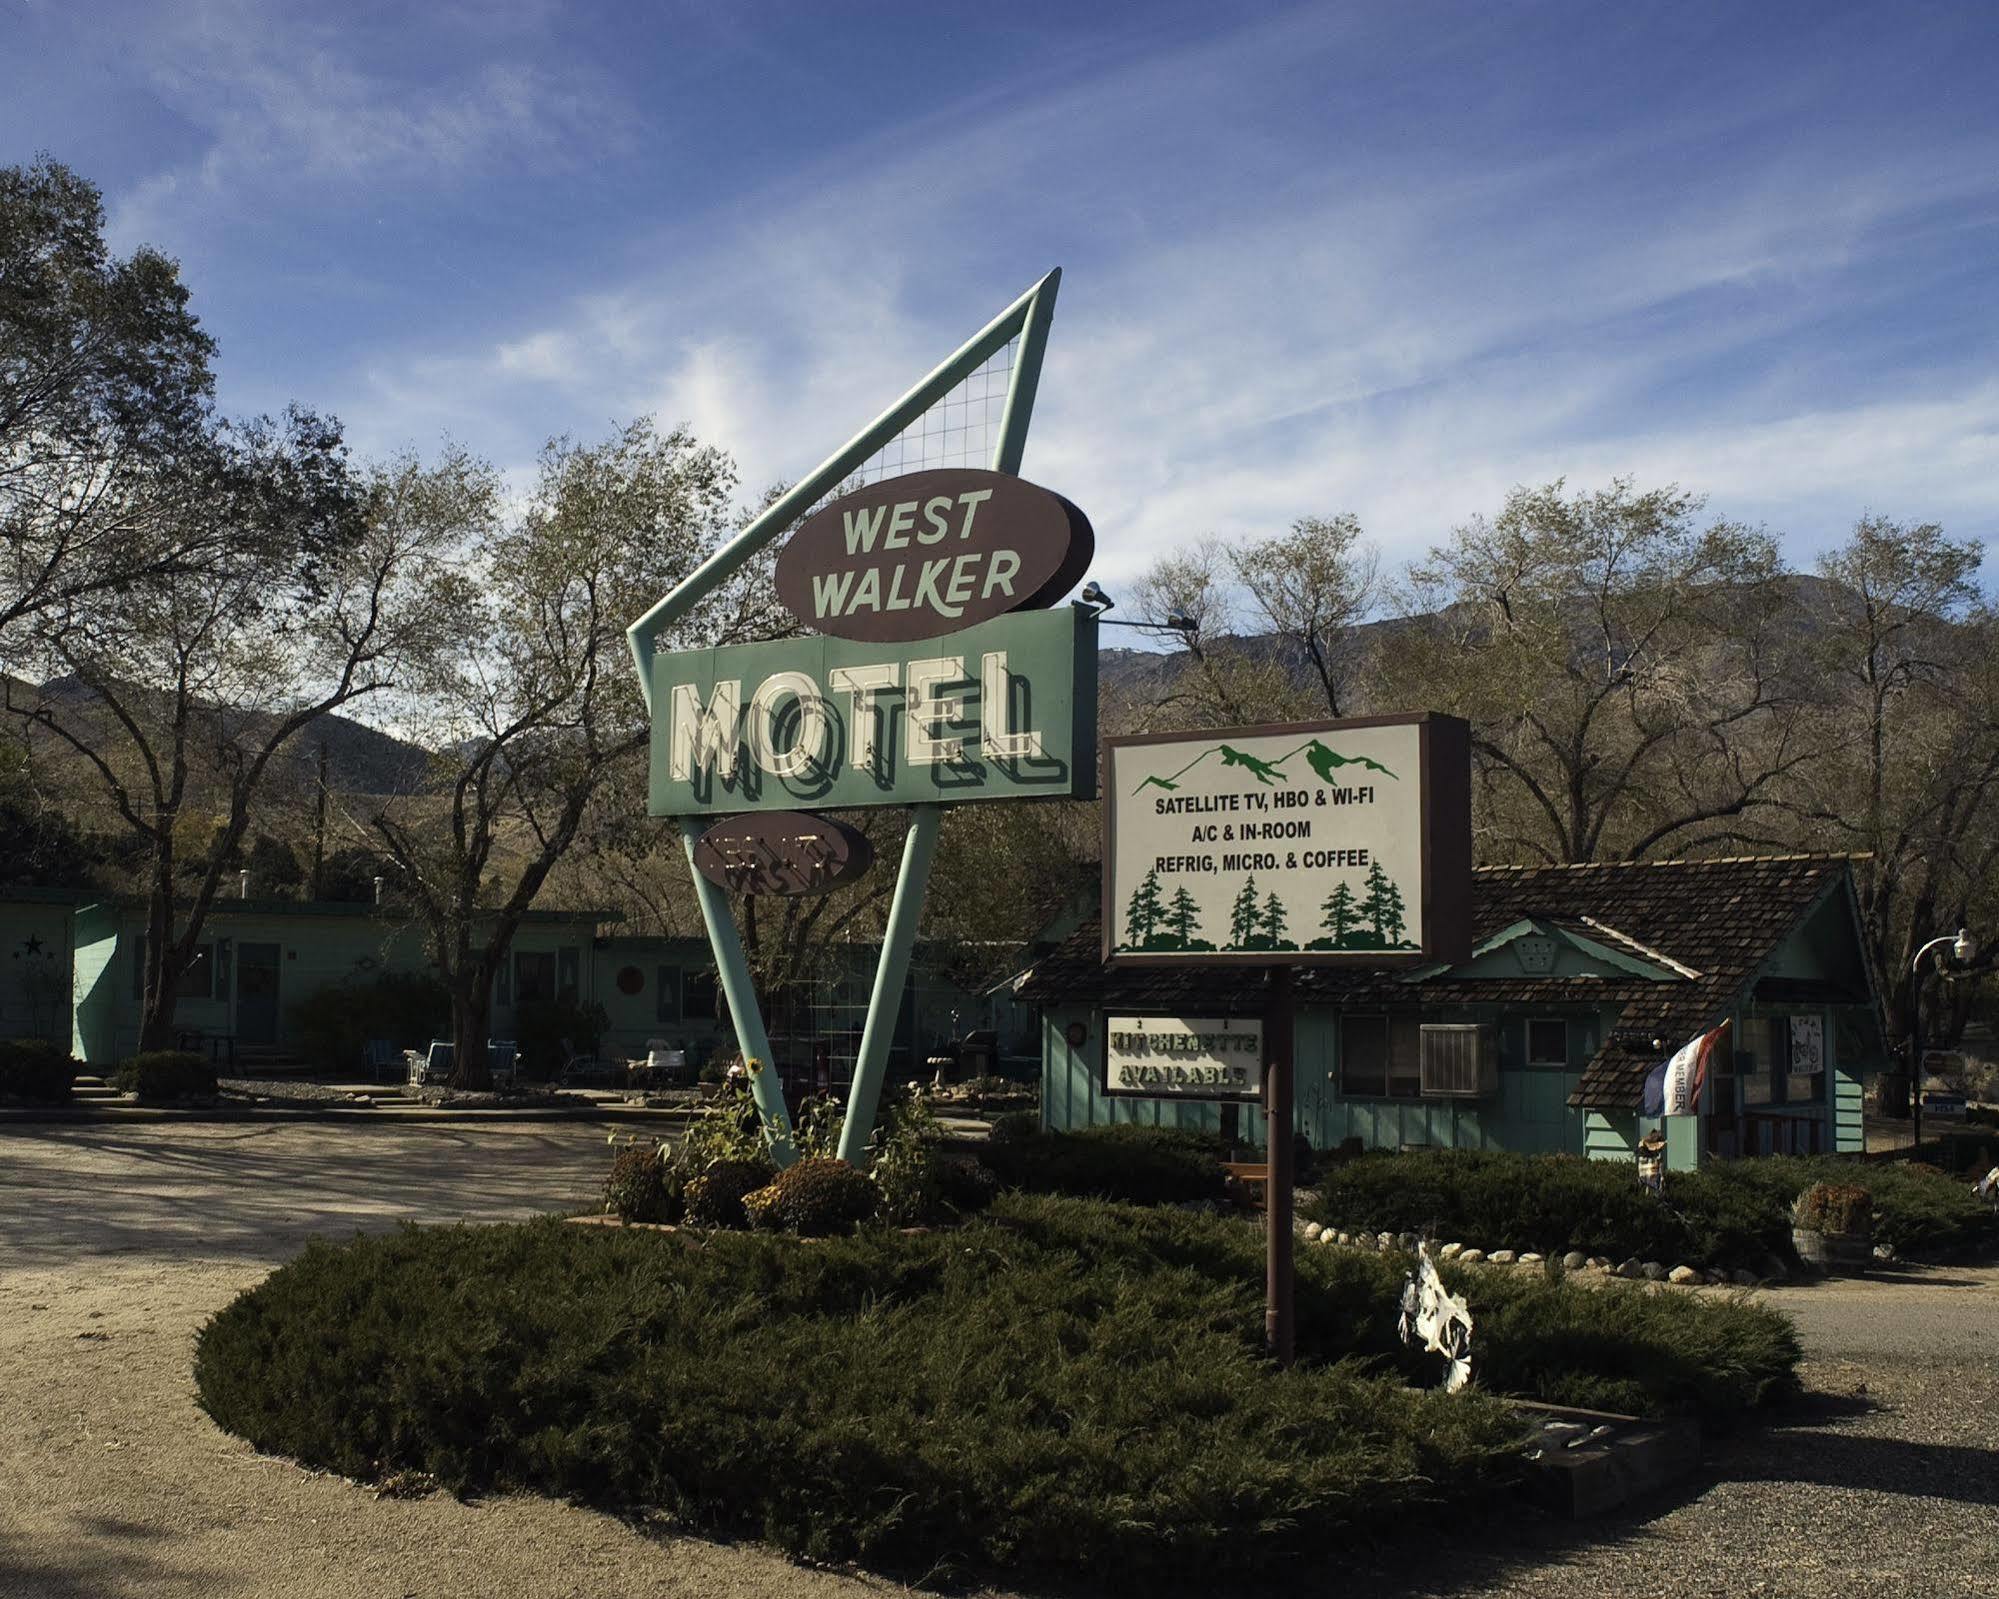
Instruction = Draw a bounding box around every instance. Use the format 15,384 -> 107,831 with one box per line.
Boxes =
1792,1182 -> 1874,1273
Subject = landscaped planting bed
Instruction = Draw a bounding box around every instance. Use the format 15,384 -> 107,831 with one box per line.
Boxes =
196,1194 -> 1799,1580
1305,1148 -> 1998,1270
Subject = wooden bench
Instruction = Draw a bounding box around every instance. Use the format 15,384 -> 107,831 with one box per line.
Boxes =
1222,1160 -> 1272,1210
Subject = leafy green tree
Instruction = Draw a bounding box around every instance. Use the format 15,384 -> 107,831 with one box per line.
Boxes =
1228,875 -> 1261,947
1125,868 -> 1165,948
367,422 -> 787,1088
1320,880 -> 1359,944
1,159 -> 223,645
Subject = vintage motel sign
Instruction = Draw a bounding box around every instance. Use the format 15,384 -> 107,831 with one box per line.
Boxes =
650,607 -> 1095,816
627,269 -> 1084,1167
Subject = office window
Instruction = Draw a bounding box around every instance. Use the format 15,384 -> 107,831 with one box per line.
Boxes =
133,939 -> 215,1000
1339,1014 -> 1420,1099
683,967 -> 720,1023
514,950 -> 557,1005
1526,1018 -> 1568,1066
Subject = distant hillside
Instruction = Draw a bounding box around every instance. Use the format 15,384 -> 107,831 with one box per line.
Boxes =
11,675 -> 436,798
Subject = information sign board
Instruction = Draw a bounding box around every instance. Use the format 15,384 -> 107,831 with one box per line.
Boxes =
1103,713 -> 1471,969
1104,1015 -> 1264,1101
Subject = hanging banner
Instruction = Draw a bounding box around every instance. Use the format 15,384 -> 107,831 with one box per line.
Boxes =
1104,1015 -> 1264,1101
1103,713 -> 1471,968
1789,1014 -> 1825,1075
650,605 -> 1096,817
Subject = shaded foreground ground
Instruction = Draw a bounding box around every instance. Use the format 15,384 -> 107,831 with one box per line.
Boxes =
1,1122 -> 1993,1598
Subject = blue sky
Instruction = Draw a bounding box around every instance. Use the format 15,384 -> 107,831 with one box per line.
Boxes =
7,0 -> 1998,588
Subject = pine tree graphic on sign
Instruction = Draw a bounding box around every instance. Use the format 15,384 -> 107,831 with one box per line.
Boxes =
1261,890 -> 1289,948
1320,880 -> 1359,943
1167,885 -> 1200,946
1364,860 -> 1408,945
1229,876 -> 1262,947
1125,869 -> 1165,948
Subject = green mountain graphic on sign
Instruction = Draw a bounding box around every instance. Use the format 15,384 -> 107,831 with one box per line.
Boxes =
1131,738 -> 1399,794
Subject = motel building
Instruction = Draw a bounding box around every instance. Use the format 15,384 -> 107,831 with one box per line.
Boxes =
1016,853 -> 1887,1166
0,887 -> 1027,1084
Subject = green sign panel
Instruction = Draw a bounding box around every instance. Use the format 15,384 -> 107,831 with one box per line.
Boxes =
649,606 -> 1097,817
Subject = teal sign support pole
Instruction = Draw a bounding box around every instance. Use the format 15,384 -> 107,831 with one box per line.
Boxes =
835,804 -> 942,1164
679,818 -> 794,1163
627,269 -> 1064,1168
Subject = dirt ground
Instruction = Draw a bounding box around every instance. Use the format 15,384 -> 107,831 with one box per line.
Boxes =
1,1121 -> 1993,1599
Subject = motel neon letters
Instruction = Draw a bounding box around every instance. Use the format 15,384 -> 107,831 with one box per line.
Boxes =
648,606 -> 1097,817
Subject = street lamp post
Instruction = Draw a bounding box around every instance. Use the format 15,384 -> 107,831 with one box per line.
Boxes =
1908,929 -> 1975,1155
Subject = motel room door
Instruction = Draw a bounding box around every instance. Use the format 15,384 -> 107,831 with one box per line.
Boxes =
236,943 -> 281,1046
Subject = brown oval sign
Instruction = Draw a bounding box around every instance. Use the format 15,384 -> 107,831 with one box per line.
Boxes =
691,812 -> 874,897
775,468 -> 1093,643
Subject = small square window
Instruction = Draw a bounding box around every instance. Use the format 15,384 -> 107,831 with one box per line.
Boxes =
1526,1018 -> 1568,1066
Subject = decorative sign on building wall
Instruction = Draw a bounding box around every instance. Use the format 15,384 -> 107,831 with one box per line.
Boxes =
1789,1014 -> 1825,1075
1103,713 -> 1472,969
649,605 -> 1096,817
1104,1014 -> 1265,1101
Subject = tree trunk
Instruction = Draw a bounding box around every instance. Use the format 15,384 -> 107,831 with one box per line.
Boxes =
137,853 -> 181,1054
449,976 -> 494,1091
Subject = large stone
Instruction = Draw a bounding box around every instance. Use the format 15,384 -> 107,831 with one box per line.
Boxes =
1617,1258 -> 1645,1279
1562,1251 -> 1589,1271
1518,1252 -> 1545,1267
1704,1268 -> 1731,1286
1668,1265 -> 1701,1285
1303,1221 -> 1323,1241
1488,1249 -> 1518,1265
1378,1231 -> 1397,1250
1398,1231 -> 1421,1250
1458,1248 -> 1485,1265
1732,1268 -> 1761,1287
1439,1242 -> 1464,1260
1642,1262 -> 1669,1282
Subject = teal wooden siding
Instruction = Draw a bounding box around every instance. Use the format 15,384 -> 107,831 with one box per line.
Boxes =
70,903 -> 121,1063
1584,1110 -> 1636,1161
1044,1004 -> 1596,1155
1832,1009 -> 1864,1154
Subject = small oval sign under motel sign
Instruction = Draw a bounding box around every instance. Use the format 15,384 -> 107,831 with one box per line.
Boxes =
776,468 -> 1093,643
691,811 -> 874,897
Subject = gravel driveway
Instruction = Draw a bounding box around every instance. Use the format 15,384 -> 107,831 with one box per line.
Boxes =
1,1121 -> 1993,1598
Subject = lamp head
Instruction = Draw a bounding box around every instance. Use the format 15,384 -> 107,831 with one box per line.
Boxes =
1080,581 -> 1112,612
1953,928 -> 1975,964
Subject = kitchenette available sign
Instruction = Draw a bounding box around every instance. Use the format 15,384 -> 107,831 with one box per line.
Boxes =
1103,713 -> 1472,969
1105,1015 -> 1264,1101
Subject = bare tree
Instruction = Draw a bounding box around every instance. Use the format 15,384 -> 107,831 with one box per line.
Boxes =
3,409 -> 451,1050
1230,513 -> 1382,717
1398,477 -> 1813,863
1786,516 -> 1999,1051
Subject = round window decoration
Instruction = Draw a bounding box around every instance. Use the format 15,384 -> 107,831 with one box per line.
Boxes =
1064,1020 -> 1088,1049
615,965 -> 645,996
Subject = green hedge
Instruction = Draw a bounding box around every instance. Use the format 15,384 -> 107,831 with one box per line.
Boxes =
195,1196 -> 1800,1580
979,1124 -> 1228,1206
114,1050 -> 217,1103
1306,1148 -> 1998,1268
0,1038 -> 77,1104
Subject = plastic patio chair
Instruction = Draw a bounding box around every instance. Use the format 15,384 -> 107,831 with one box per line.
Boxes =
487,1040 -> 518,1085
364,1039 -> 399,1083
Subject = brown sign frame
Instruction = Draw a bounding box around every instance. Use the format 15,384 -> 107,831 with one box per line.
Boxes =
691,811 -> 875,897
1101,711 -> 1472,971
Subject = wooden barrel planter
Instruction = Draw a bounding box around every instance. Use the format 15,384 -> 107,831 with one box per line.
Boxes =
1791,1225 -> 1872,1275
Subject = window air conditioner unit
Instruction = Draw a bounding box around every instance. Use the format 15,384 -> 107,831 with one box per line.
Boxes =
1420,1024 -> 1498,1098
